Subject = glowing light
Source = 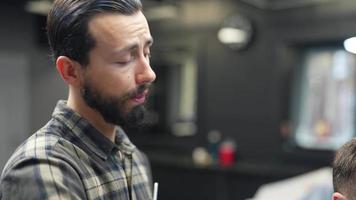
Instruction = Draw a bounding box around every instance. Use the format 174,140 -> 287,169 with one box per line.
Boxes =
343,37 -> 356,54
217,27 -> 247,44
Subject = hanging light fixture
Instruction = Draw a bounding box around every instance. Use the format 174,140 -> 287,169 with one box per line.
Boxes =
343,37 -> 356,54
217,14 -> 253,51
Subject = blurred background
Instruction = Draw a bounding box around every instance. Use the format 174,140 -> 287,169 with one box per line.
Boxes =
0,0 -> 355,199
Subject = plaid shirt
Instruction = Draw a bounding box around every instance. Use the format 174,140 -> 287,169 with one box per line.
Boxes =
0,100 -> 153,200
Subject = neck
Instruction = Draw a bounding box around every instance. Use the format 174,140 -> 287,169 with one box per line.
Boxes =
67,89 -> 116,142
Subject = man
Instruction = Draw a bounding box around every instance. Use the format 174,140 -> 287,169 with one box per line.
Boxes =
0,0 -> 156,199
332,138 -> 356,200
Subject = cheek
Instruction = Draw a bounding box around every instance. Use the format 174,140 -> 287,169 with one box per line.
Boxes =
91,68 -> 136,95
108,74 -> 135,94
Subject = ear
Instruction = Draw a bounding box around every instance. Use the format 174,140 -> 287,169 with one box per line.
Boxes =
332,192 -> 347,200
56,56 -> 82,86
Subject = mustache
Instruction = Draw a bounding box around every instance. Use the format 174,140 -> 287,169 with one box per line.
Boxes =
129,83 -> 152,98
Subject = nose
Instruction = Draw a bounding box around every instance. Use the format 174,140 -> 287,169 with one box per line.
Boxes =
136,56 -> 156,85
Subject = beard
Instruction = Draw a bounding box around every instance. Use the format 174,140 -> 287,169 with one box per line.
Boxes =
80,78 -> 151,129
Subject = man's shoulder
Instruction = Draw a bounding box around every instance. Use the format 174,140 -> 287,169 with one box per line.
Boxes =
1,127 -> 61,168
0,120 -> 89,200
1,120 -> 70,173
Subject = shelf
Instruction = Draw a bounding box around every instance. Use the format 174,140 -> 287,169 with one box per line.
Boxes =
146,150 -> 323,178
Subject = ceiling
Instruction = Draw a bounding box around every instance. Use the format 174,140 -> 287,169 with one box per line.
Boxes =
143,0 -> 354,11
239,0 -> 344,10
25,0 -> 356,16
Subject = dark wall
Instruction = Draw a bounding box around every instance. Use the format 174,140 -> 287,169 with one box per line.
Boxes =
138,0 -> 356,163
197,12 -> 280,161
0,2 -> 67,133
142,2 -> 356,198
0,2 -> 32,52
0,2 -> 34,168
139,1 -> 284,161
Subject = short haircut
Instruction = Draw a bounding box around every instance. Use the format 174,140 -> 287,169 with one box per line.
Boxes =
333,138 -> 356,199
47,0 -> 142,66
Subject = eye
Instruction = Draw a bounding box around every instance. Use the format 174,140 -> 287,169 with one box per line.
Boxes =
116,60 -> 131,65
115,56 -> 134,66
145,52 -> 151,60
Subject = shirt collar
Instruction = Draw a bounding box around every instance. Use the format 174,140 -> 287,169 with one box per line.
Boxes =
52,100 -> 136,160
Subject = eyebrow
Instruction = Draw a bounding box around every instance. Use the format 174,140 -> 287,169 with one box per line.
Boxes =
115,37 -> 154,55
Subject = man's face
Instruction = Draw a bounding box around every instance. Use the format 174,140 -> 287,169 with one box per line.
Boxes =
79,11 -> 156,128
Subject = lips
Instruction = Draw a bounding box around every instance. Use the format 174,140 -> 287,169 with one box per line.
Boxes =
132,90 -> 148,104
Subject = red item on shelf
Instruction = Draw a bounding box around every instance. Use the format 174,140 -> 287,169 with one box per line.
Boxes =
218,141 -> 235,167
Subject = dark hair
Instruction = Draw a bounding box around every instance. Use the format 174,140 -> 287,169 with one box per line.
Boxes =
333,138 -> 356,199
47,0 -> 142,66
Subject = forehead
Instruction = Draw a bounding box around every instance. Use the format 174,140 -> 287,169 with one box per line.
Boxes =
88,11 -> 151,49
